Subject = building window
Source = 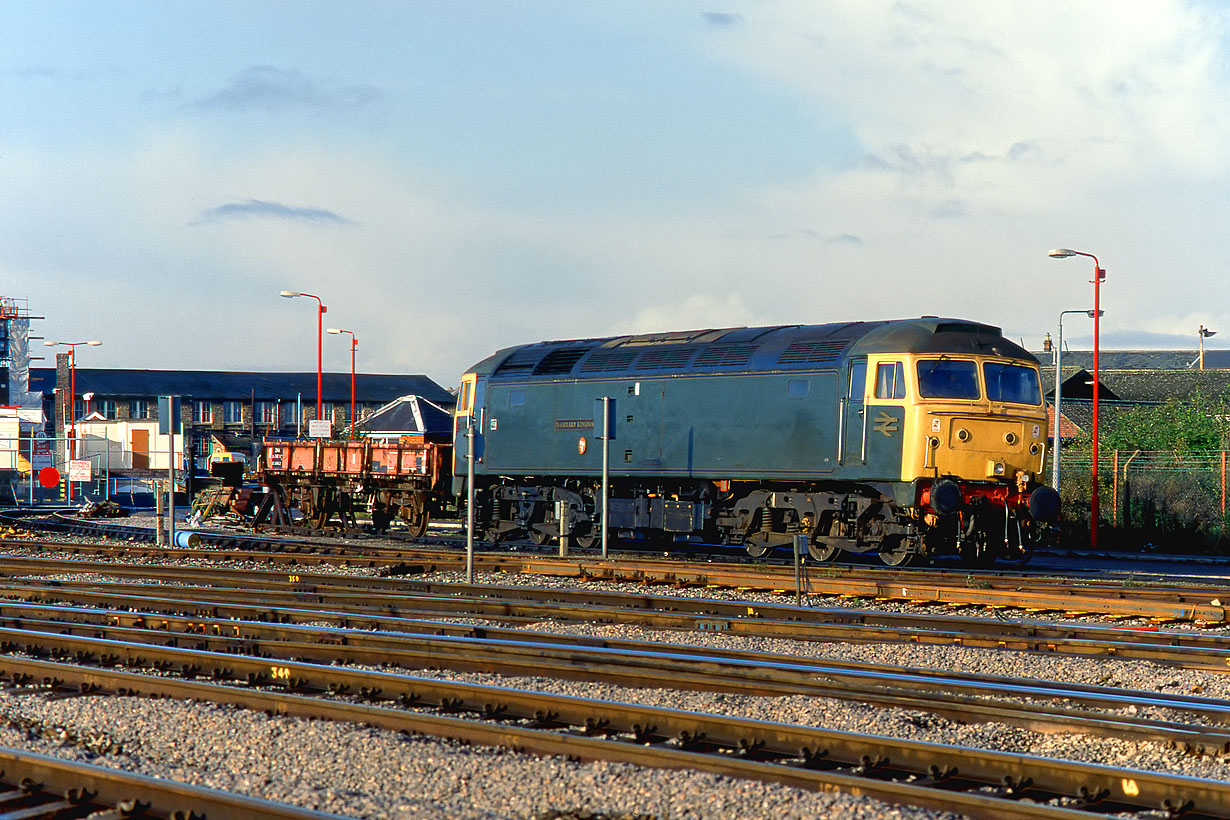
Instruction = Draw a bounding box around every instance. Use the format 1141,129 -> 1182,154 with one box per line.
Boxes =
130,400 -> 152,419
74,399 -> 85,420
280,402 -> 299,429
192,401 -> 212,424
321,402 -> 333,421
223,401 -> 243,424
255,401 -> 276,425
100,400 -> 117,420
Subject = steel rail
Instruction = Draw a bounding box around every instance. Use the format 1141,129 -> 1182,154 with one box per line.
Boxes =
7,529 -> 1230,623
0,646 -> 1227,819
0,604 -> 1228,752
0,745 -> 349,819
2,570 -> 1230,672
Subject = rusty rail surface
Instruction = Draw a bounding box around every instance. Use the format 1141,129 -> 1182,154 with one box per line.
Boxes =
1,649 -> 1228,819
6,518 -> 1230,622
0,601 -> 1226,752
0,745 -> 347,819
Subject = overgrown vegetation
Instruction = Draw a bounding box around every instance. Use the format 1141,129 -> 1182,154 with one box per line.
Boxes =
1056,391 -> 1230,553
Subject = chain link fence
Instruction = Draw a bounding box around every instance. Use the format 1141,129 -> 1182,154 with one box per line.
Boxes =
1052,448 -> 1230,552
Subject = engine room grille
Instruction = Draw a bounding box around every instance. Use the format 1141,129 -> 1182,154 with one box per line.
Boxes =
692,344 -> 758,369
635,347 -> 696,370
533,347 -> 594,375
579,349 -> 640,373
776,340 -> 849,365
494,349 -> 543,376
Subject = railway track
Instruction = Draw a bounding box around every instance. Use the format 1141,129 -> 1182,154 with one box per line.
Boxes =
0,592 -> 1229,818
7,513 -> 1230,624
7,523 -> 1230,815
0,744 -> 346,819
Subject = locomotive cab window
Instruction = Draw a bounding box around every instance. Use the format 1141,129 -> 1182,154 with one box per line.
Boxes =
874,362 -> 905,399
983,362 -> 1042,405
847,361 -> 867,398
916,359 -> 979,399
458,375 -> 476,416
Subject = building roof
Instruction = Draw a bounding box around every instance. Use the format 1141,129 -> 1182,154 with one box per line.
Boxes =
1032,349 -> 1230,370
357,395 -> 454,437
30,367 -> 453,405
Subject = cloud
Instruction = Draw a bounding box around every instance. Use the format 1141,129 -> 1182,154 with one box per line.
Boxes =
189,199 -> 354,226
188,66 -> 379,114
702,12 -> 745,28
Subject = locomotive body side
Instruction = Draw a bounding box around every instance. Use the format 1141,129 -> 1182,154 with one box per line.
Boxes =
453,317 -> 1058,564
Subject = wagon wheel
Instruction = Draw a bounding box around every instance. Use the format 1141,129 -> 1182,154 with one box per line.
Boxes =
399,492 -> 430,539
371,507 -> 394,534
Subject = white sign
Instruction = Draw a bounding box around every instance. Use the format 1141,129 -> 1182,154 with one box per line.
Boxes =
68,459 -> 92,482
31,433 -> 52,471
308,419 -> 332,439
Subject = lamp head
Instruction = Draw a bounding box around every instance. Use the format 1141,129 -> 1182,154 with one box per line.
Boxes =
1048,248 -> 1077,258
86,340 -> 101,346
326,328 -> 341,334
280,290 -> 300,298
43,340 -> 56,347
1086,310 -> 1103,318
82,392 -> 94,401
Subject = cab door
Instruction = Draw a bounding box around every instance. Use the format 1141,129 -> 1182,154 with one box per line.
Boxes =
839,357 -> 866,467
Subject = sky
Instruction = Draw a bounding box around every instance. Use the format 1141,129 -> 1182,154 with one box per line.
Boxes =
4,1 -> 1230,389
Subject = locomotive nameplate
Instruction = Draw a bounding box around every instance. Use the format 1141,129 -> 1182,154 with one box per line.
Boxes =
554,419 -> 594,430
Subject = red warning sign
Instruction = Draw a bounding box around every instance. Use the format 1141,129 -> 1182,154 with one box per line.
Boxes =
38,467 -> 60,489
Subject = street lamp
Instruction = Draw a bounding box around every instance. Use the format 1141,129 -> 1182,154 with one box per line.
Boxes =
280,291 -> 327,420
326,327 -> 358,433
1200,325 -> 1217,370
43,339 -> 101,502
1048,248 -> 1106,548
1052,309 -> 1099,492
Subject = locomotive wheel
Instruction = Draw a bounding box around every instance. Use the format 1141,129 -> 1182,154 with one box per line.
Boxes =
572,531 -> 599,549
744,539 -> 773,558
527,529 -> 552,546
878,537 -> 916,567
808,539 -> 841,562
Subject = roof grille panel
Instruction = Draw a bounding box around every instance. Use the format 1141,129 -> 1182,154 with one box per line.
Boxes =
777,340 -> 849,365
635,347 -> 696,370
579,349 -> 640,373
692,344 -> 758,369
533,347 -> 593,376
494,349 -> 543,376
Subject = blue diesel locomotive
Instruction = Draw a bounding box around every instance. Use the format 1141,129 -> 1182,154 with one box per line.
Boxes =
452,317 -> 1060,565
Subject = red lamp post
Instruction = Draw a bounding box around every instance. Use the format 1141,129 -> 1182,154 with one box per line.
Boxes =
326,327 -> 358,433
1048,248 -> 1105,548
43,339 -> 102,502
280,291 -> 327,420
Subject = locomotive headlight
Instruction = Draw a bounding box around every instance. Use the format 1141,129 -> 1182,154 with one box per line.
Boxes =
986,460 -> 1006,477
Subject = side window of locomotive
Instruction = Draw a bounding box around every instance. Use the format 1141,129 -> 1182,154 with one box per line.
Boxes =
874,362 -> 905,399
847,361 -> 867,399
916,360 -> 980,399
983,362 -> 1042,405
458,377 -> 475,416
